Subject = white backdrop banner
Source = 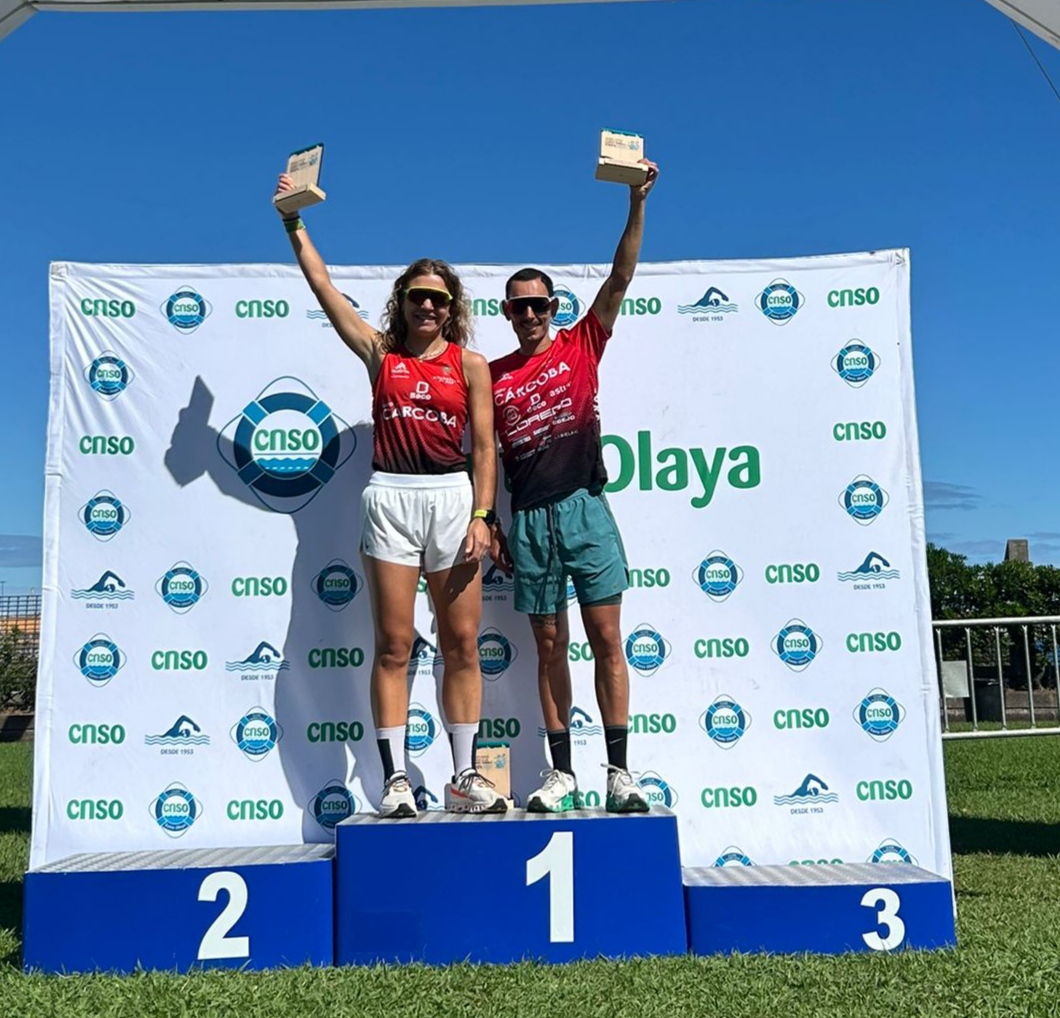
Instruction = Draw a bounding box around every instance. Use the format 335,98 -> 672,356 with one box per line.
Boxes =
32,251 -> 952,878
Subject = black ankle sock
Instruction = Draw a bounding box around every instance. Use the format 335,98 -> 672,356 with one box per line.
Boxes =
546,729 -> 573,776
604,725 -> 628,770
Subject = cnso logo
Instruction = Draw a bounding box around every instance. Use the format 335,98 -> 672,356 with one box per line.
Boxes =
693,635 -> 750,659
156,561 -> 208,614
151,783 -> 201,837
405,704 -> 438,757
695,550 -> 742,602
773,707 -> 829,731
79,296 -> 135,319
870,839 -> 917,865
78,435 -> 134,456
307,719 -> 365,743
71,570 -> 134,604
69,722 -> 126,745
162,287 -> 212,333
771,620 -> 822,672
478,716 -> 522,740
227,641 -> 290,680
145,715 -> 209,750
854,688 -> 905,741
235,298 -> 289,319
755,278 -> 803,325
636,772 -> 678,808
701,785 -> 758,810
602,433 -> 761,510
846,631 -> 902,654
551,287 -> 581,327
839,475 -> 889,525
713,846 -> 754,867
74,634 -> 125,687
231,575 -> 288,598
478,628 -> 517,680
677,286 -> 738,322
151,648 -> 208,672
765,562 -> 819,585
628,566 -> 670,589
628,712 -> 677,735
227,798 -> 284,822
624,624 -> 671,677
311,559 -> 362,610
310,781 -> 358,831
699,696 -> 751,749
827,286 -> 880,309
84,353 -> 134,400
231,708 -> 283,760
856,777 -> 913,802
66,797 -> 124,821
619,296 -> 663,316
218,376 -> 354,513
832,340 -> 880,387
79,491 -> 130,542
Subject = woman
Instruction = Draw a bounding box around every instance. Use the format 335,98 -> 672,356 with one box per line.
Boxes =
275,173 -> 504,817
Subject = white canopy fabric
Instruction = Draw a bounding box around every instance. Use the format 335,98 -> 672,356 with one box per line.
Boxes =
3,0 -> 1060,47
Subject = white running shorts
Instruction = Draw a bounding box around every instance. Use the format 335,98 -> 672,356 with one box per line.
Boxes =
360,471 -> 473,574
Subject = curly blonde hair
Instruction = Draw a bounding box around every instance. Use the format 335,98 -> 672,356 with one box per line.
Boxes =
379,258 -> 473,354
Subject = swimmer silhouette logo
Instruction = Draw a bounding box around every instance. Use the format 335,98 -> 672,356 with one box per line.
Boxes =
219,376 -> 355,513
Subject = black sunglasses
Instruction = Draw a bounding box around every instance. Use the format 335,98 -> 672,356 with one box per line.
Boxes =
507,296 -> 553,315
405,287 -> 453,308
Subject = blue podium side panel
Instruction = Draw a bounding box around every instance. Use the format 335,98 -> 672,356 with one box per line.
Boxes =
24,845 -> 334,973
334,810 -> 687,965
684,863 -> 955,956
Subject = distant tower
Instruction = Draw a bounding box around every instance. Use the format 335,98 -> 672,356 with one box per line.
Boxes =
1004,539 -> 1030,563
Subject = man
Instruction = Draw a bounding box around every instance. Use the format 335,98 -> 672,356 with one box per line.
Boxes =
489,161 -> 659,813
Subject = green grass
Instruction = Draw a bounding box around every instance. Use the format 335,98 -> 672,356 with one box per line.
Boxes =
2,738 -> 1060,1016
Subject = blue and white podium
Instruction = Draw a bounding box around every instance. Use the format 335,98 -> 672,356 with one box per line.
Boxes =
684,863 -> 955,955
334,810 -> 687,965
23,844 -> 334,973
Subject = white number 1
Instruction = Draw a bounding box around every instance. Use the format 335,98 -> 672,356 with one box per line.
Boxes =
526,831 -> 574,943
861,887 -> 905,951
197,871 -> 250,960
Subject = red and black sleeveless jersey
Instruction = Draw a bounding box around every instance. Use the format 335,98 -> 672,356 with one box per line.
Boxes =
489,311 -> 610,511
372,342 -> 468,474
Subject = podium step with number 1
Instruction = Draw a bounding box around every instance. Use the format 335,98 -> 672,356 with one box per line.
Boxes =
334,809 -> 687,964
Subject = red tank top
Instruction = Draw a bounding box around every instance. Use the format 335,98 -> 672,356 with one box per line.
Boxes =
372,342 -> 469,474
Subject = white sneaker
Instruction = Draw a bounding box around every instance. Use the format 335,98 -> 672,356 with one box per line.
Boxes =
378,772 -> 417,818
605,765 -> 649,814
527,769 -> 578,813
445,770 -> 508,814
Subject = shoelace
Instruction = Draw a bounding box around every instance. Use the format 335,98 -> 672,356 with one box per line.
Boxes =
457,769 -> 496,791
602,763 -> 639,786
384,771 -> 410,793
540,768 -> 571,792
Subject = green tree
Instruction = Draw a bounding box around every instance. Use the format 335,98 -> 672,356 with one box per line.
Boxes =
0,626 -> 37,710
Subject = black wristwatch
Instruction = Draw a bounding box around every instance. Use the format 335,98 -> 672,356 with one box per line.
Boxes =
473,509 -> 500,526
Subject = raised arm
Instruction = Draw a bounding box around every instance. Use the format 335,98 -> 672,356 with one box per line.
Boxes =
462,349 -> 497,563
274,173 -> 383,373
589,161 -> 659,334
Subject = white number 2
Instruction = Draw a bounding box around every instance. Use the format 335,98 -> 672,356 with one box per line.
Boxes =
526,831 -> 574,943
197,871 -> 251,960
861,887 -> 905,951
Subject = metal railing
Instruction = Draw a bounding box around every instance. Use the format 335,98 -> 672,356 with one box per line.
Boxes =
0,593 -> 41,657
933,616 -> 1060,739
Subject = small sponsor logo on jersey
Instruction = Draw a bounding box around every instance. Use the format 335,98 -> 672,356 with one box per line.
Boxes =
312,559 -> 363,610
311,781 -> 358,831
714,846 -> 754,867
405,704 -> 438,757
755,278 -> 803,325
774,773 -> 838,809
677,286 -> 738,321
772,620 -> 823,671
85,352 -> 134,400
151,783 -> 201,836
838,551 -> 901,588
156,561 -> 208,614
71,570 -> 134,603
79,491 -> 129,541
145,715 -> 209,748
854,688 -> 906,741
700,696 -> 751,749
74,634 -> 125,687
225,641 -> 289,681
162,287 -> 212,333
695,550 -> 742,602
231,708 -> 283,760
832,340 -> 879,387
218,376 -> 355,514
840,475 -> 889,525
410,380 -> 432,401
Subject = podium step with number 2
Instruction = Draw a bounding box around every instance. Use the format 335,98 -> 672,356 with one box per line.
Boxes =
23,844 -> 334,973
334,809 -> 687,964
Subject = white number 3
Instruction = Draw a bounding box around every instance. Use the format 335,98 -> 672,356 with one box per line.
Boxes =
861,887 -> 905,951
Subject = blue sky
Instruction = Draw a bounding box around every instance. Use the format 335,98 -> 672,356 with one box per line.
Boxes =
2,0 -> 1059,595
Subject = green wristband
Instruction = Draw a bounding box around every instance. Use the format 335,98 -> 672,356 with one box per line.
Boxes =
283,217 -> 305,233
